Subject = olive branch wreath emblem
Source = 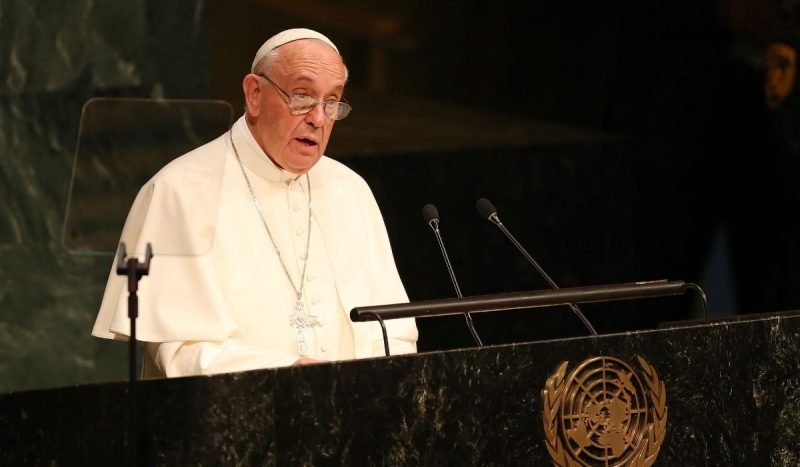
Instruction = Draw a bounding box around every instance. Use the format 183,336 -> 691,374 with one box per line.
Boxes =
542,356 -> 667,466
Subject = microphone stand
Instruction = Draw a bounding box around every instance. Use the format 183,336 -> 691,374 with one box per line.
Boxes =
430,219 -> 483,346
476,198 -> 597,336
115,242 -> 153,467
489,214 -> 598,335
423,204 -> 483,346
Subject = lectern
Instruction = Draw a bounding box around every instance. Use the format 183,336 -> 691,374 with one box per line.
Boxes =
2,311 -> 799,465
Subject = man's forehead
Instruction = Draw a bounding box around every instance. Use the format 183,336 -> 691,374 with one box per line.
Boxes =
275,43 -> 347,81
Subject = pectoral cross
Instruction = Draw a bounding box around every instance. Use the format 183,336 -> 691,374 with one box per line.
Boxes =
288,299 -> 321,356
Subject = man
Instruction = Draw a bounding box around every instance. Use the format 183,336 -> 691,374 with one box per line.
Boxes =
92,28 -> 418,377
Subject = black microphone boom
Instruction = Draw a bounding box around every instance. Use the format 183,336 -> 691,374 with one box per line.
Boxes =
475,198 -> 598,336
423,203 -> 483,346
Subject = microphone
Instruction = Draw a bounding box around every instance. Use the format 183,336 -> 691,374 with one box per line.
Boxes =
476,198 -> 598,335
423,203 -> 483,346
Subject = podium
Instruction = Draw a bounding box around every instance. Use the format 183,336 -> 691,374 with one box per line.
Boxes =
2,311 -> 799,465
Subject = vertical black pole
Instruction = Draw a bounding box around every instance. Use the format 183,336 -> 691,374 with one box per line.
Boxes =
116,242 -> 152,467
128,262 -> 138,384
127,257 -> 138,467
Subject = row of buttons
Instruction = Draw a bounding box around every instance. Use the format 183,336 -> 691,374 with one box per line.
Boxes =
288,182 -> 328,355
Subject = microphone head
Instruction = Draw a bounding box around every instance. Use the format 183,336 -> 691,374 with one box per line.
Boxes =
476,198 -> 498,221
422,203 -> 440,225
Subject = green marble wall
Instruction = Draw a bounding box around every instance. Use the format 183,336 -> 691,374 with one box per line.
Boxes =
0,0 -> 209,392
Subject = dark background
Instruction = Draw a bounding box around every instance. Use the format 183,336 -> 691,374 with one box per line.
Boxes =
0,0 -> 798,390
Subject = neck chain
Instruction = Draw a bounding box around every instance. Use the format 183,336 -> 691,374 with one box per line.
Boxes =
230,129 -> 320,356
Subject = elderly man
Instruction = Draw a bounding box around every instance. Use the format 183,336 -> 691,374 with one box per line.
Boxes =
92,28 -> 418,377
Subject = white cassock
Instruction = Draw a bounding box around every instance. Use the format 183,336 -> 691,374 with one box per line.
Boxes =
92,116 -> 418,377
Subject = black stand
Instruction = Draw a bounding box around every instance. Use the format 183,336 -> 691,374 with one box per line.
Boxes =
352,280 -> 710,353
115,242 -> 153,467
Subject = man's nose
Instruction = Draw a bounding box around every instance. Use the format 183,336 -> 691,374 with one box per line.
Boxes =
304,103 -> 327,128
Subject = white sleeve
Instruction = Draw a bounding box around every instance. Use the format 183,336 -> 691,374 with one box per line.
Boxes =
152,340 -> 299,377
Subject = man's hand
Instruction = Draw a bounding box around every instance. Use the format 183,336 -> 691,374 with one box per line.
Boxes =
294,357 -> 326,365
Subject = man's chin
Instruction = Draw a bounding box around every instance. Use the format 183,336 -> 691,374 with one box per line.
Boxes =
286,154 -> 321,174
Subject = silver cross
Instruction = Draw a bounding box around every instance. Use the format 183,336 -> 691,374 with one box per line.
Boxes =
289,299 -> 321,356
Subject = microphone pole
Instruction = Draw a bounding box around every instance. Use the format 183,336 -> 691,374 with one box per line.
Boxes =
423,203 -> 483,346
476,198 -> 598,336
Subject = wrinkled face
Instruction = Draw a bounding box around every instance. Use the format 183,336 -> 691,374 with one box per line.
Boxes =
244,40 -> 346,174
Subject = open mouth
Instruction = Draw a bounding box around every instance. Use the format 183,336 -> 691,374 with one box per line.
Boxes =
295,137 -> 317,147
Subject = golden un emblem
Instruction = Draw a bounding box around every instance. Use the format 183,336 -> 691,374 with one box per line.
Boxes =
542,356 -> 667,466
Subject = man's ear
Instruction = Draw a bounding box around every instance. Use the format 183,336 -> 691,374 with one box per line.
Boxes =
243,74 -> 262,117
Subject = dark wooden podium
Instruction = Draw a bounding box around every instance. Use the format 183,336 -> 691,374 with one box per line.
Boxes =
2,312 -> 799,465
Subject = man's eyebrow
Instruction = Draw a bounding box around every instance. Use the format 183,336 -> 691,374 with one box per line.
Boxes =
290,75 -> 345,95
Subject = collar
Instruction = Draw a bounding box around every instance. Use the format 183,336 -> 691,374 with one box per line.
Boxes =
232,115 -> 300,184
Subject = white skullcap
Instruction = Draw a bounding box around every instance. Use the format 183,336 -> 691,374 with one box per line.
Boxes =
251,28 -> 339,72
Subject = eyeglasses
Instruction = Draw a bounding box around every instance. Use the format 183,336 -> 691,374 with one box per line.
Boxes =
257,73 -> 352,121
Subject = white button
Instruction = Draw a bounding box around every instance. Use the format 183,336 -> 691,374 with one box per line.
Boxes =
292,203 -> 300,212
306,273 -> 315,282
320,345 -> 327,352
296,229 -> 305,236
299,250 -> 307,260
312,297 -> 321,305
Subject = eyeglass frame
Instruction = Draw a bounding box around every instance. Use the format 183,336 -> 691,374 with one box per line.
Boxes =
256,73 -> 352,121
